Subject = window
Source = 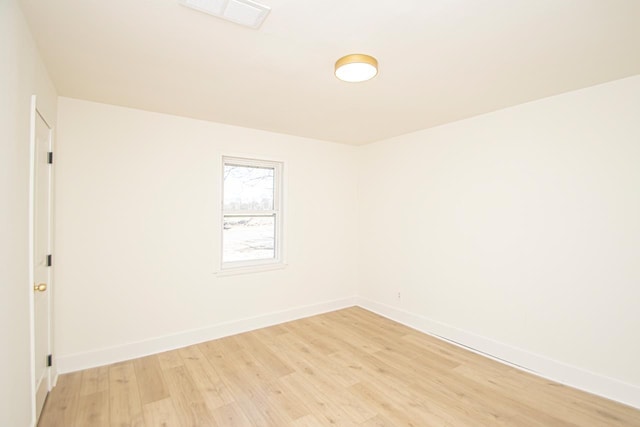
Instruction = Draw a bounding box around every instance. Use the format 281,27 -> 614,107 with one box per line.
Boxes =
221,156 -> 283,270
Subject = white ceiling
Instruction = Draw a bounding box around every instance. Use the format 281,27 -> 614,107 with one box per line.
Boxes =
19,0 -> 640,144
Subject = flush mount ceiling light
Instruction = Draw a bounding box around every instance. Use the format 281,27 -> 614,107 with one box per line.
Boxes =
335,54 -> 378,83
181,0 -> 271,29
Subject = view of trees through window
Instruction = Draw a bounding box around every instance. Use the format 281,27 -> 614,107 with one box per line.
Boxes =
222,162 -> 278,264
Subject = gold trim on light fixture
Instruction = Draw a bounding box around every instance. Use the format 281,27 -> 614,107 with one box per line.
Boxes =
335,53 -> 378,83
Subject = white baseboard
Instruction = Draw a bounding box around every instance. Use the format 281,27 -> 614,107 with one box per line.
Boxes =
56,296 -> 357,374
51,368 -> 59,387
54,295 -> 640,410
355,297 -> 640,409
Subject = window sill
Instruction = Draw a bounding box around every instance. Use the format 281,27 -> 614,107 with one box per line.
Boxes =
214,263 -> 288,277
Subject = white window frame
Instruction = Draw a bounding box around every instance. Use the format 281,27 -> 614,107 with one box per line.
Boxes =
220,156 -> 284,272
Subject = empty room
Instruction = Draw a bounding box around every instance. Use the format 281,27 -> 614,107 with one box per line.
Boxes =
2,0 -> 640,426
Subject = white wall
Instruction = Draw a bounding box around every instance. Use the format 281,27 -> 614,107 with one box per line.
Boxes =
0,1 -> 58,426
54,98 -> 359,370
358,76 -> 640,406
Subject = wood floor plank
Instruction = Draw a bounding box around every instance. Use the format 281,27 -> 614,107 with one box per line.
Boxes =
349,380 -> 463,427
306,313 -> 384,355
262,378 -> 312,422
359,414 -> 399,427
290,414 -> 329,427
142,397 -> 183,427
340,348 -> 560,427
210,402 -> 254,427
361,346 -> 526,425
279,372 -> 359,427
76,390 -> 109,427
38,307 -> 640,426
233,331 -> 295,378
109,362 -> 145,427
339,350 -> 490,427
157,349 -> 184,370
178,345 -> 235,410
282,316 -> 344,355
38,371 -> 82,427
79,366 -> 109,396
264,329 -> 361,388
268,343 -> 375,423
204,341 -> 294,426
133,355 -> 169,404
162,365 -> 218,426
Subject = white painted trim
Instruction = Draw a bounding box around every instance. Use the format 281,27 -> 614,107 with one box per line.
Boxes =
28,98 -> 55,426
214,263 -> 288,277
213,151 -> 290,275
56,297 -> 357,373
28,94 -> 37,427
355,297 -> 640,409
220,155 -> 285,271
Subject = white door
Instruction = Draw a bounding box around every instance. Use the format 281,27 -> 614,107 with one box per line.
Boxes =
32,107 -> 52,422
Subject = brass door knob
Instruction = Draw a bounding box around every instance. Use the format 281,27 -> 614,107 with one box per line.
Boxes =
34,283 -> 47,292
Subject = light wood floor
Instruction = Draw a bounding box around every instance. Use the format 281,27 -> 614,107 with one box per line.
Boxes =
39,307 -> 640,426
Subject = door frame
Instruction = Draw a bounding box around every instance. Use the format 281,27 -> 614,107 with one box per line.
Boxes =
28,95 -> 54,425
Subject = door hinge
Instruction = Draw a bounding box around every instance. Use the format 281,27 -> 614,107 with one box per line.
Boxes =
47,254 -> 52,267
47,152 -> 53,164
47,354 -> 52,367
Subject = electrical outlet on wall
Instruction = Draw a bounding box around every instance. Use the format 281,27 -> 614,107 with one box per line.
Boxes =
397,292 -> 401,302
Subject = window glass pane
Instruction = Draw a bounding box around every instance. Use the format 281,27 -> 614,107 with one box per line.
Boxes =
223,165 -> 274,211
223,216 -> 275,262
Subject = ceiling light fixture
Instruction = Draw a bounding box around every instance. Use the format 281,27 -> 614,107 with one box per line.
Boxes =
334,54 -> 378,83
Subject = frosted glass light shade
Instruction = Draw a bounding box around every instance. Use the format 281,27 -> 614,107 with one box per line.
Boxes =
335,54 -> 378,83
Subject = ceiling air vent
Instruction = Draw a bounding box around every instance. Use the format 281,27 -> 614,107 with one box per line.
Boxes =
181,0 -> 271,29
